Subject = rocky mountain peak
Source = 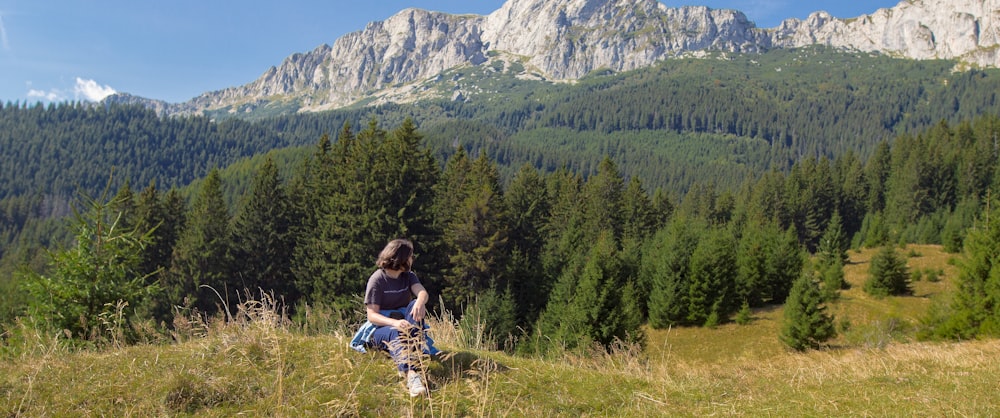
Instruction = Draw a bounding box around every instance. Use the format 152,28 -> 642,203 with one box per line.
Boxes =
772,0 -> 1000,66
131,0 -> 1000,117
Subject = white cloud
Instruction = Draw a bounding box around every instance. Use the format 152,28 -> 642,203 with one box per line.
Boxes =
73,78 -> 116,101
27,88 -> 64,102
24,78 -> 116,103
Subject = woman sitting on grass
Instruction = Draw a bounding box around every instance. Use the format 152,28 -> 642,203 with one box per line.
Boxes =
350,238 -> 438,397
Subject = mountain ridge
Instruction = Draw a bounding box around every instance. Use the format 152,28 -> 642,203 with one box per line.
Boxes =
107,0 -> 1000,117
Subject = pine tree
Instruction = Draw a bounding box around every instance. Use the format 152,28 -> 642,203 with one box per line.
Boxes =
538,168 -> 585,310
502,163 -> 551,324
686,226 -> 739,327
864,246 -> 911,298
288,132 -> 341,305
580,157 -> 625,241
133,182 -> 185,324
535,232 -> 640,351
644,216 -> 704,328
292,119 -> 439,308
817,211 -> 849,266
816,211 -> 849,301
780,270 -> 836,351
21,189 -> 156,342
764,226 -> 806,304
934,202 -> 1000,338
167,168 -> 234,316
231,156 -> 297,303
621,176 -> 661,244
439,153 -> 508,311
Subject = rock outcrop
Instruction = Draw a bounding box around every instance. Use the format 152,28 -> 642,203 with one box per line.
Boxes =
114,0 -> 1000,116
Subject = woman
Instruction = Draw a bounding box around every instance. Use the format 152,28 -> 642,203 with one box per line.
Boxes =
351,238 -> 436,397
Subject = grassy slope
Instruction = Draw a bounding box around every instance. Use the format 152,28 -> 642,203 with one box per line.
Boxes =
2,245 -> 999,417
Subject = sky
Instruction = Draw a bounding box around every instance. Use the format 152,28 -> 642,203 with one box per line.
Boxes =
0,0 -> 901,104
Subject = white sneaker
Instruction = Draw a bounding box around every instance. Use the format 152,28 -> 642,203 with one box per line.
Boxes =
407,372 -> 427,397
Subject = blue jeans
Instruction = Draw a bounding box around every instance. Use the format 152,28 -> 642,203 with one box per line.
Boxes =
370,300 -> 423,372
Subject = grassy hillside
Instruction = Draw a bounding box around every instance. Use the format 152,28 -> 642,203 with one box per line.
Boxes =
2,245 -> 998,416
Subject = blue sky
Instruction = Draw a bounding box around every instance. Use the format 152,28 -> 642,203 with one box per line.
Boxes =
0,0 -> 900,104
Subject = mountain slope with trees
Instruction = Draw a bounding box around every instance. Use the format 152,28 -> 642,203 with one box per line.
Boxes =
3,47 -> 1000,348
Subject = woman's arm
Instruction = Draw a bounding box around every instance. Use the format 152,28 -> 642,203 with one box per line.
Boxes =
366,303 -> 411,330
409,283 -> 429,322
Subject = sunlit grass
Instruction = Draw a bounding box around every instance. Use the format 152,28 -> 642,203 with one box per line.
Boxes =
2,245 -> 998,416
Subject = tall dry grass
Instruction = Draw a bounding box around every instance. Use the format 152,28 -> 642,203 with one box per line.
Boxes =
3,246 -> 999,416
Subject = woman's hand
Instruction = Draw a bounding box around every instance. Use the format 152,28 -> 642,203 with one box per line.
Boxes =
394,319 -> 413,331
409,301 -> 426,322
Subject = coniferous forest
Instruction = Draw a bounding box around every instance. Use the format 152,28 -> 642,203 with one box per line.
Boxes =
4,47 -> 1000,352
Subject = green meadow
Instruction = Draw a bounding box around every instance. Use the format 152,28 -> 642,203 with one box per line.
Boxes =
2,245 -> 998,417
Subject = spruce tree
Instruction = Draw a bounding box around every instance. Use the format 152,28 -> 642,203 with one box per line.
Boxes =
439,153 -> 508,311
764,226 -> 806,304
133,182 -> 184,324
167,168 -> 234,316
865,141 -> 892,214
21,189 -> 156,342
644,216 -> 704,328
580,157 -> 625,242
460,283 -> 518,351
539,168 -> 585,309
934,203 -> 1000,338
231,156 -> 296,303
816,211 -> 849,300
746,169 -> 792,228
288,132 -> 342,305
817,211 -> 849,267
535,232 -> 640,351
621,176 -> 661,244
110,181 -> 136,231
737,222 -> 769,307
780,270 -> 836,351
293,119 -> 439,308
320,119 -> 388,307
386,118 -> 442,286
686,226 -> 739,327
650,187 -> 675,224
864,246 -> 911,298
819,257 -> 846,302
502,163 -> 551,324
832,151 -> 869,238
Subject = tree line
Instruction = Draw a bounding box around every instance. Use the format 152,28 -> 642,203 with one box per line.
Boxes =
5,48 -> 1000,271
9,114 -> 1000,352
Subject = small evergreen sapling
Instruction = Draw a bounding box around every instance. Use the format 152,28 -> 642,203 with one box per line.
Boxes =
780,271 -> 836,351
864,246 -> 911,298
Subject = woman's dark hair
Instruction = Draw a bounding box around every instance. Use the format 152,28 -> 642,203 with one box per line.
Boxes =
377,239 -> 414,271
